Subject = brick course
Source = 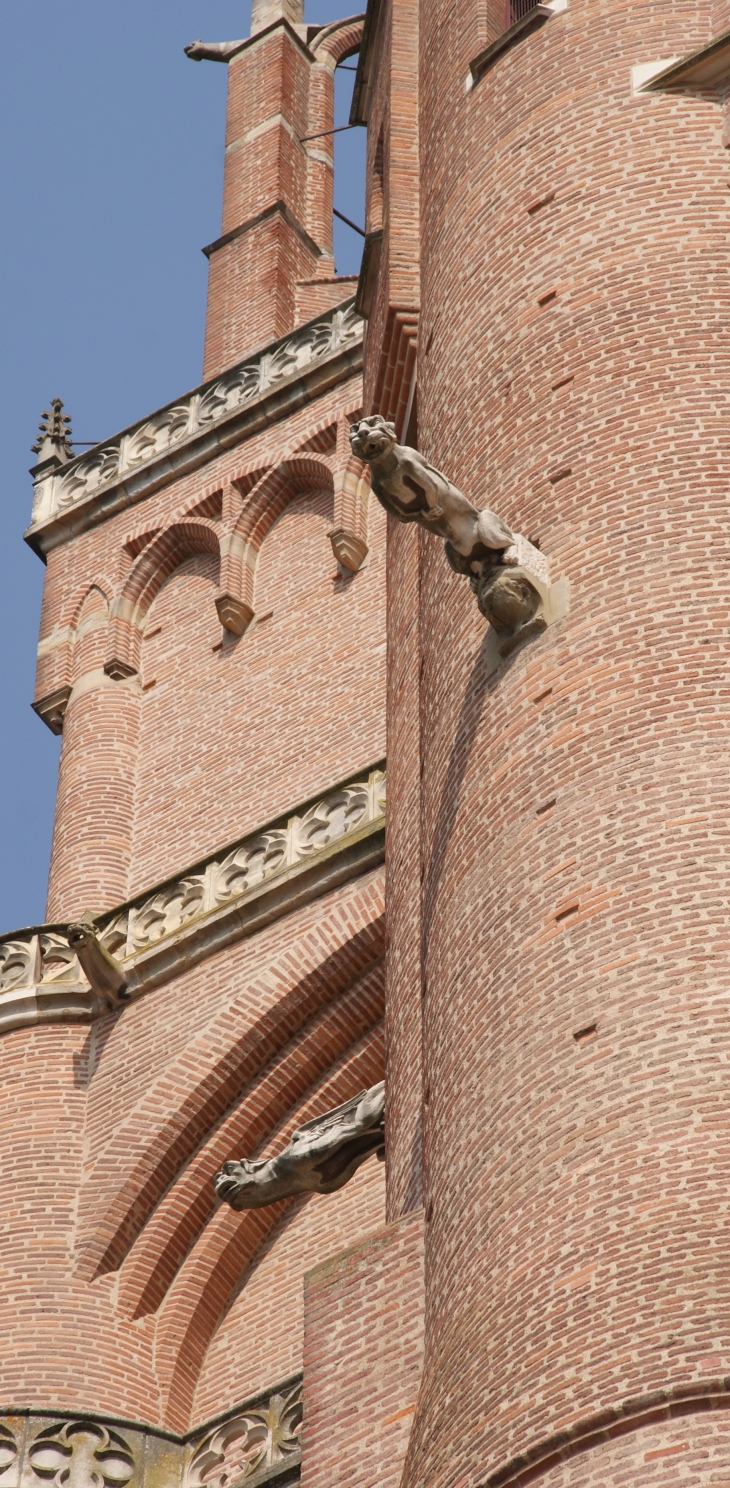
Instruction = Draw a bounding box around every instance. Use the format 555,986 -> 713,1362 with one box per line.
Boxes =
394,2 -> 730,1486
301,1208 -> 424,1488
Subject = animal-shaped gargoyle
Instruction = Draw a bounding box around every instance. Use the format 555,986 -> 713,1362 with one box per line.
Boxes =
66,913 -> 128,1011
350,414 -> 547,654
215,1081 -> 385,1210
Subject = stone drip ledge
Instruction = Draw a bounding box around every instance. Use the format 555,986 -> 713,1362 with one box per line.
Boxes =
0,1375 -> 302,1488
27,300 -> 363,558
0,765 -> 385,1037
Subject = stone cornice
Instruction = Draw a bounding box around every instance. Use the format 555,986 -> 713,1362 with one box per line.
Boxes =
0,764 -> 384,1037
25,300 -> 363,560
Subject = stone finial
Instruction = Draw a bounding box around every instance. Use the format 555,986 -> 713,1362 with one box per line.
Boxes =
31,398 -> 74,467
215,1080 -> 385,1209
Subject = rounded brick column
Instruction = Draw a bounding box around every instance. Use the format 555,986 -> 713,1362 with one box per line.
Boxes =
46,671 -> 140,921
400,2 -> 730,1485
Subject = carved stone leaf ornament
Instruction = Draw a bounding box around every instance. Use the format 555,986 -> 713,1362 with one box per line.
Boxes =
0,939 -> 38,992
213,831 -> 289,903
128,877 -> 206,951
29,1422 -> 135,1488
186,1384 -> 302,1488
35,303 -> 363,525
293,784 -> 370,855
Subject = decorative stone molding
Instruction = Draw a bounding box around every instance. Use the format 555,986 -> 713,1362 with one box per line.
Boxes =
27,302 -> 363,558
185,1380 -> 302,1488
0,765 -> 385,1038
0,1383 -> 301,1488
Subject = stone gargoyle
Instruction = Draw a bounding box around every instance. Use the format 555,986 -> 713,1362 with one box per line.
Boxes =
349,414 -> 547,655
214,1080 -> 385,1210
66,913 -> 128,1010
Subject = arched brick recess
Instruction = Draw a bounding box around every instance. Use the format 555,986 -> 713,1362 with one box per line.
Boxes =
219,457 -> 335,624
116,958 -> 385,1320
153,1022 -> 385,1431
76,885 -> 385,1280
105,519 -> 222,679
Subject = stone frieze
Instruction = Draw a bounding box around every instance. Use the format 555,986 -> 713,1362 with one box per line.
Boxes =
0,766 -> 385,1037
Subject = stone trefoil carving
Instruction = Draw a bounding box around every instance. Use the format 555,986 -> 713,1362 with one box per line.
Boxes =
30,303 -> 363,530
28,1422 -> 135,1488
185,1381 -> 303,1488
215,1081 -> 385,1210
350,415 -> 565,656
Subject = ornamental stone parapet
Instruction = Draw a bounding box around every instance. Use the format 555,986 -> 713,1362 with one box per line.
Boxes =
0,765 -> 384,1037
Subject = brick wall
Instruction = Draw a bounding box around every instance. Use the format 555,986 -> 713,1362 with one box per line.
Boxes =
301,1208 -> 424,1488
384,517 -> 422,1220
0,872 -> 386,1430
360,0 -> 419,428
40,373 -> 382,920
393,0 -> 730,1486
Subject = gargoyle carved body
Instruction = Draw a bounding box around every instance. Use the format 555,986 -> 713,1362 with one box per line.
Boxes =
66,914 -> 128,1010
350,415 -> 546,652
215,1081 -> 385,1210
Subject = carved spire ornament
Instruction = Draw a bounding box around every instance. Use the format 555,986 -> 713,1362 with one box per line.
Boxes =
350,415 -> 552,655
215,1081 -> 385,1209
31,398 -> 74,467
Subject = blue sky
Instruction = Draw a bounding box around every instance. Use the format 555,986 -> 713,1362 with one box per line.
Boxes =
0,1 -> 366,930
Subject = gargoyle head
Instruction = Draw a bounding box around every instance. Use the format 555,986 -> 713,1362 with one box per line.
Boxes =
214,1157 -> 271,1210
349,415 -> 397,464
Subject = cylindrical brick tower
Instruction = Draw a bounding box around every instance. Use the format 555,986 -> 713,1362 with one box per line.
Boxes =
399,1 -> 730,1484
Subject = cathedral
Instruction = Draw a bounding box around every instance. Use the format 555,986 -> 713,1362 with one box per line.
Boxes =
4,2 -> 730,1486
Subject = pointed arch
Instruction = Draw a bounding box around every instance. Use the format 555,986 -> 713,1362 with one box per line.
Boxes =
33,577 -> 116,731
217,456 -> 335,633
311,14 -> 365,66
104,519 -> 222,679
64,575 -> 115,634
153,1023 -> 385,1432
75,885 -> 385,1282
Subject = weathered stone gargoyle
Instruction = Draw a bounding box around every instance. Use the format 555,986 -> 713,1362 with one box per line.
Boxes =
349,414 -> 548,655
66,913 -> 128,1010
215,1081 -> 385,1210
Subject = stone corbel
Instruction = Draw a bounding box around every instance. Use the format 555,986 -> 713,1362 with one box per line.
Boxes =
217,529 -> 256,635
32,683 -> 73,735
467,535 -> 569,674
329,415 -> 370,572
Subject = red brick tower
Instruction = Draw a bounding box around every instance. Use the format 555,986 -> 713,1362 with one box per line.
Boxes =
0,4 -> 406,1483
7,2 -> 730,1487
354,0 -> 730,1484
